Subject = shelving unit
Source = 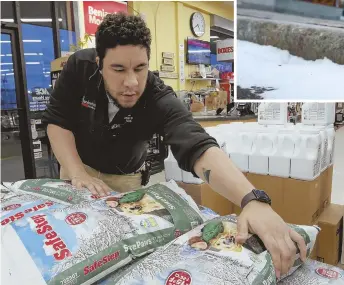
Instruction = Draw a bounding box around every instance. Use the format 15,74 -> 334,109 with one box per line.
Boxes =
186,78 -> 218,81
185,78 -> 234,84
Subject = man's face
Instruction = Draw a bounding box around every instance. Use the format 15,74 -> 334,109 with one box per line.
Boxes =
99,45 -> 149,108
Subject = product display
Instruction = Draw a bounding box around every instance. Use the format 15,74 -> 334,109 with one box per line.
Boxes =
302,103 -> 336,126
180,105 -> 335,180
258,102 -> 288,125
249,129 -> 277,175
290,129 -> 322,180
268,129 -> 296,178
98,215 -> 319,285
1,181 -> 205,285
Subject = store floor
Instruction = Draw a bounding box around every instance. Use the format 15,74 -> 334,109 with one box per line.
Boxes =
148,126 -> 344,206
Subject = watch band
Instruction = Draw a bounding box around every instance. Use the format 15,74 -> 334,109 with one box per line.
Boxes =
241,189 -> 272,209
241,191 -> 257,209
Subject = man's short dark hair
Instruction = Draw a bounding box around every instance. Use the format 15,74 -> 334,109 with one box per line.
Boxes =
96,12 -> 152,69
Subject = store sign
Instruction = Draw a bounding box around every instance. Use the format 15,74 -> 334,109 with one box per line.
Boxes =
83,1 -> 127,35
29,87 -> 51,112
216,39 -> 234,62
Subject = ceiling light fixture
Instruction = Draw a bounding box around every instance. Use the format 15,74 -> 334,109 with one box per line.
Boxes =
23,40 -> 42,43
2,18 -> 63,23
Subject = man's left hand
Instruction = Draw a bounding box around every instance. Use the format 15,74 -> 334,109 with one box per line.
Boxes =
235,201 -> 307,279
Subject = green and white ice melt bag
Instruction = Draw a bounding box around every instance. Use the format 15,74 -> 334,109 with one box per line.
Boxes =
98,215 -> 320,285
7,179 -> 117,205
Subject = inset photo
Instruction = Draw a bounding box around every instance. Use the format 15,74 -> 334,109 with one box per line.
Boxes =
236,0 -> 344,101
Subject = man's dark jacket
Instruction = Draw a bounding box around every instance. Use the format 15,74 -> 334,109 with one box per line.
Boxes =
43,48 -> 218,176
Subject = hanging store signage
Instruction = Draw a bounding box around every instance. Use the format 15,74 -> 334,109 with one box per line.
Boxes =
162,58 -> 174,65
83,1 -> 127,35
162,52 -> 174,59
161,65 -> 175,72
216,39 -> 234,62
159,72 -> 178,79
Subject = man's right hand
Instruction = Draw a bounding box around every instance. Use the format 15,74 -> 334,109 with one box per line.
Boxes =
71,172 -> 111,197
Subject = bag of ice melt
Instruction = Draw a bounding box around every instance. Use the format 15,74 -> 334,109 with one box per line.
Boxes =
8,179 -> 118,205
198,205 -> 220,221
1,182 -> 205,285
279,259 -> 344,284
161,181 -> 221,222
98,215 -> 320,285
0,193 -> 64,227
1,193 -> 43,217
0,182 -> 17,201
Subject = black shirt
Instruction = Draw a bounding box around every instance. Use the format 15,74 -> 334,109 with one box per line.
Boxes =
43,48 -> 219,175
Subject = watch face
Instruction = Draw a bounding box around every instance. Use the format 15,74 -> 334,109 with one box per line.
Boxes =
191,12 -> 205,37
253,189 -> 271,204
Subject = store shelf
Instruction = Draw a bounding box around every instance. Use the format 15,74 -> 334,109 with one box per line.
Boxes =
186,78 -> 234,84
186,78 -> 218,81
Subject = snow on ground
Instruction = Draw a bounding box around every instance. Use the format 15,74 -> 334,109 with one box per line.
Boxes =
237,40 -> 344,100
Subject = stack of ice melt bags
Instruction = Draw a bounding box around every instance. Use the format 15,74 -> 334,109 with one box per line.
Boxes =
97,215 -> 320,285
1,180 -> 206,285
1,179 -> 120,227
1,178 -> 216,228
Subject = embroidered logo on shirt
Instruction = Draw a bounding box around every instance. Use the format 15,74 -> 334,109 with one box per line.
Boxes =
111,124 -> 121,129
81,97 -> 96,110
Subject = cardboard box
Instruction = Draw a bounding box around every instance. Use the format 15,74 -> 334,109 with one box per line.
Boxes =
282,174 -> 323,225
316,204 -> 344,266
320,166 -> 333,210
245,171 -> 329,225
205,91 -> 227,111
246,173 -> 285,219
176,182 -> 234,216
309,238 -> 318,260
176,169 -> 333,227
233,204 -> 242,216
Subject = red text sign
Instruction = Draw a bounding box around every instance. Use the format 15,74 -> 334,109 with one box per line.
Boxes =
216,39 -> 234,61
83,1 -> 127,35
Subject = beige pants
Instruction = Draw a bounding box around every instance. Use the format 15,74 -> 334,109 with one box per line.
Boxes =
60,164 -> 142,193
